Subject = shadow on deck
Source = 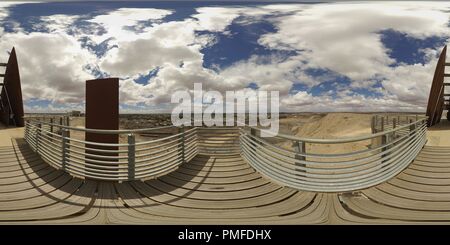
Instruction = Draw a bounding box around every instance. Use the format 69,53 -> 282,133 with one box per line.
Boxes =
2,132 -> 450,224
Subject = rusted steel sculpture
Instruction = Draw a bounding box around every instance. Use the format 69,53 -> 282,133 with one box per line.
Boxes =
0,47 -> 24,127
426,45 -> 447,127
85,78 -> 119,176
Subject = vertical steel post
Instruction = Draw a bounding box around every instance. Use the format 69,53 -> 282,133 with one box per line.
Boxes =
292,140 -> 306,175
36,123 -> 41,153
409,119 -> 415,137
59,117 -> 63,135
128,134 -> 135,181
393,118 -> 397,139
249,127 -> 258,156
371,116 -> 376,134
85,78 -> 119,179
179,126 -> 185,163
24,120 -> 28,142
381,116 -> 392,168
62,129 -> 69,171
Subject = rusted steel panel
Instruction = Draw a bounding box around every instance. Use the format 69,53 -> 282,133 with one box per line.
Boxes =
0,47 -> 24,127
426,45 -> 447,127
85,78 -> 119,177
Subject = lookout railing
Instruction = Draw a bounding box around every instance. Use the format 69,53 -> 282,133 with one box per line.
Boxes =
24,114 -> 427,192
240,114 -> 427,192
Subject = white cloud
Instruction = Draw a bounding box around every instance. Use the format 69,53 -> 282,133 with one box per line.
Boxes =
0,32 -> 96,104
37,14 -> 78,33
282,91 -> 315,106
259,2 -> 450,81
2,2 -> 450,113
87,8 -> 173,43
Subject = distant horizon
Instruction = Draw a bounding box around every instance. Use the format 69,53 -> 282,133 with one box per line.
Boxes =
24,111 -> 427,114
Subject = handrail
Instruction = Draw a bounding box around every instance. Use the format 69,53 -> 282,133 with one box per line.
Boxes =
24,114 -> 427,193
239,114 -> 427,192
248,115 -> 427,143
24,117 -> 239,181
26,117 -> 175,134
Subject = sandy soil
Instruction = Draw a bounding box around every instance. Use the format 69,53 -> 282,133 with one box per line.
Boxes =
271,113 -> 374,155
2,112 -> 437,149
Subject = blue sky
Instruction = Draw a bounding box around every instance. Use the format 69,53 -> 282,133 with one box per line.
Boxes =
0,1 -> 449,113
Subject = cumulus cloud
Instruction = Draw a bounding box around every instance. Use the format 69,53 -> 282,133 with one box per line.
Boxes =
99,20 -> 203,77
0,32 -> 96,104
259,2 -> 450,80
247,2 -> 450,111
1,2 -> 450,113
87,8 -> 173,43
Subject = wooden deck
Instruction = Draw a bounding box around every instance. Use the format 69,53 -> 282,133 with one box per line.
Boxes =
2,132 -> 450,224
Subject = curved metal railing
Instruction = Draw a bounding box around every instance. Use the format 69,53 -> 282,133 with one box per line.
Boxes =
24,114 -> 428,192
23,116 -> 241,181
24,117 -> 198,181
239,114 -> 428,192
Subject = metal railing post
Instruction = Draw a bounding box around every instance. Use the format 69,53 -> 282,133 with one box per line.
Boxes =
49,118 -> 54,142
292,140 -> 306,175
371,116 -> 376,133
62,129 -> 69,171
381,130 -> 394,168
59,117 -> 63,135
36,123 -> 41,153
128,133 -> 135,180
179,126 -> 185,163
24,120 -> 28,142
393,118 -> 397,138
409,119 -> 415,136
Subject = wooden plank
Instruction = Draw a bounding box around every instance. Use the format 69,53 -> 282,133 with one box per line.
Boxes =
3,130 -> 450,224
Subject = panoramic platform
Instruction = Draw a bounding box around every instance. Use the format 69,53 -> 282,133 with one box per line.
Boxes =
1,115 -> 450,224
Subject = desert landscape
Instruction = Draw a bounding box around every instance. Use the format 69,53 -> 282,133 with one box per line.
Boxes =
23,111 -> 430,154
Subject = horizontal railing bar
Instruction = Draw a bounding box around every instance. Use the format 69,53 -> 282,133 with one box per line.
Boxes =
242,134 -> 424,187
247,118 -> 426,143
25,118 -> 177,134
240,124 -> 425,164
67,143 -> 129,154
66,158 -> 129,170
241,129 -> 425,178
68,147 -> 129,160
24,114 -> 426,187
